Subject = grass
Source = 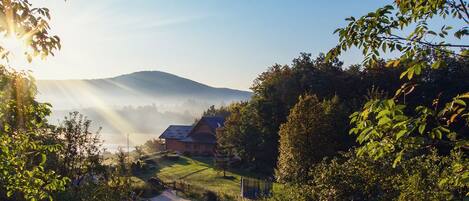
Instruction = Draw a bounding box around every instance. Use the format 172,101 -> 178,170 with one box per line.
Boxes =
130,176 -> 162,198
133,153 -> 264,199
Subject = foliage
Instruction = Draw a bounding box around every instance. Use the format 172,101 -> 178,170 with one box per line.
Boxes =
0,67 -> 69,200
116,147 -> 130,176
202,105 -> 231,118
48,111 -> 105,180
214,143 -> 230,178
0,1 -> 69,200
237,53 -> 408,171
221,52 -> 405,172
327,0 -> 468,68
217,102 -> 266,170
56,172 -> 134,201
269,149 -> 467,201
326,0 -> 469,195
0,0 -> 61,63
139,138 -> 165,154
276,94 -> 350,183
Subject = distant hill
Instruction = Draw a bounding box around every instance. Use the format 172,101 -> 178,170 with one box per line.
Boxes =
36,71 -> 252,149
37,71 -> 252,109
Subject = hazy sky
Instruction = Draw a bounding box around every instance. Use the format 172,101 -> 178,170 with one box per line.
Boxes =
11,0 -> 392,90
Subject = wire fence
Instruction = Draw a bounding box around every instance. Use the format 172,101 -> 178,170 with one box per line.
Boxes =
240,177 -> 273,200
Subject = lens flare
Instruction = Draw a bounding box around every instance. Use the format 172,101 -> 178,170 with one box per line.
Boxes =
0,36 -> 27,64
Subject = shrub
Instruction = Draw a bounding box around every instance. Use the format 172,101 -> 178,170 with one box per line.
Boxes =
269,149 -> 467,201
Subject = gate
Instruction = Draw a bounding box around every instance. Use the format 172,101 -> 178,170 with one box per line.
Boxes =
240,177 -> 273,199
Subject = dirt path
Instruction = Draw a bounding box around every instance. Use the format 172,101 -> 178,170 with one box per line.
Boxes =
149,189 -> 190,201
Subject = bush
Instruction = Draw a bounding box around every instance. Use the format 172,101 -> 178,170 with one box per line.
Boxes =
148,177 -> 165,189
203,191 -> 218,201
132,181 -> 161,198
269,149 -> 467,201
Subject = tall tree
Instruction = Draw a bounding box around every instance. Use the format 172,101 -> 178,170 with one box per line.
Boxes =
218,102 -> 265,169
276,95 -> 349,183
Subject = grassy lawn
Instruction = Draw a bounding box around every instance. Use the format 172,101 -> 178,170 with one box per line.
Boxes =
134,153 -> 264,199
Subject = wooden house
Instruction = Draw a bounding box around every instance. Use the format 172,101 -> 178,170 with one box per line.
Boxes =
159,116 -> 225,156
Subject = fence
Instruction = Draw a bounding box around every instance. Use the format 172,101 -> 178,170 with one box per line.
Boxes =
159,179 -> 237,200
240,177 -> 273,200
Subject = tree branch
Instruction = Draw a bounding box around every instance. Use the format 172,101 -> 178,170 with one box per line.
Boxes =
458,0 -> 469,24
385,34 -> 469,48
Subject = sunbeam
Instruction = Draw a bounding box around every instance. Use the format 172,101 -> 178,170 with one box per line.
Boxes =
67,80 -> 141,147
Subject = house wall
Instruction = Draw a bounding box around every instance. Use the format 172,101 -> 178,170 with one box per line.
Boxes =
165,139 -> 214,155
183,143 -> 215,156
165,139 -> 185,153
165,121 -> 219,156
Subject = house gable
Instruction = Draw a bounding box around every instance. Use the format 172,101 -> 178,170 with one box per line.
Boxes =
183,116 -> 225,144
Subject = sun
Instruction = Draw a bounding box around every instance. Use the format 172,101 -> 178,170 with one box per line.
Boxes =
0,35 -> 28,62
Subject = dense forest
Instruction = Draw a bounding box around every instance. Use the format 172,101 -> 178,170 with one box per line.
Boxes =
0,0 -> 468,201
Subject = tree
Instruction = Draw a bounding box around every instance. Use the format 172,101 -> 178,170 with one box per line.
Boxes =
202,105 -> 231,118
140,138 -> 164,153
276,95 -> 350,183
217,102 -> 265,170
214,142 -> 230,178
0,0 -> 67,200
116,146 -> 129,176
224,53 -> 407,173
0,0 -> 61,63
134,145 -> 145,159
51,112 -> 105,180
327,0 -> 468,194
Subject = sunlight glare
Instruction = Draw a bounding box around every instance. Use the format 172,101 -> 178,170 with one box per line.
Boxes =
0,36 -> 27,64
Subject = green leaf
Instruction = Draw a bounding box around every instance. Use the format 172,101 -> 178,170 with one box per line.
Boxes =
454,99 -> 466,106
378,117 -> 392,126
377,110 -> 390,118
392,151 -> 403,168
39,153 -> 47,166
407,67 -> 414,80
396,130 -> 407,139
418,124 -> 426,134
431,60 -> 444,69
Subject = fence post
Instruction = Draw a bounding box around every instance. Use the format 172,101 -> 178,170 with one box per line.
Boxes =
240,177 -> 244,197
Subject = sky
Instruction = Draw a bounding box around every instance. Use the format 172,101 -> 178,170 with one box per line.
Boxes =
10,0 -> 393,90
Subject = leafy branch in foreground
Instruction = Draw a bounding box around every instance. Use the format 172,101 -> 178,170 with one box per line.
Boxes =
0,68 -> 69,200
0,0 -> 61,62
0,0 -> 68,200
327,0 -> 468,196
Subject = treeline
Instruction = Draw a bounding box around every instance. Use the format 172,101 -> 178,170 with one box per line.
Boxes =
211,0 -> 469,200
211,53 -> 468,200
214,53 -> 401,172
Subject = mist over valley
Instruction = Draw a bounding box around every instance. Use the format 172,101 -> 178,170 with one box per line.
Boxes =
36,71 -> 252,150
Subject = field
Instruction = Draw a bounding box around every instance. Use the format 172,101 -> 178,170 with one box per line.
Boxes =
133,153 -> 269,199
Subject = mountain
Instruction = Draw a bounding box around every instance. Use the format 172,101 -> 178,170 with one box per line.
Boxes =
37,71 -> 252,110
36,71 -> 252,150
